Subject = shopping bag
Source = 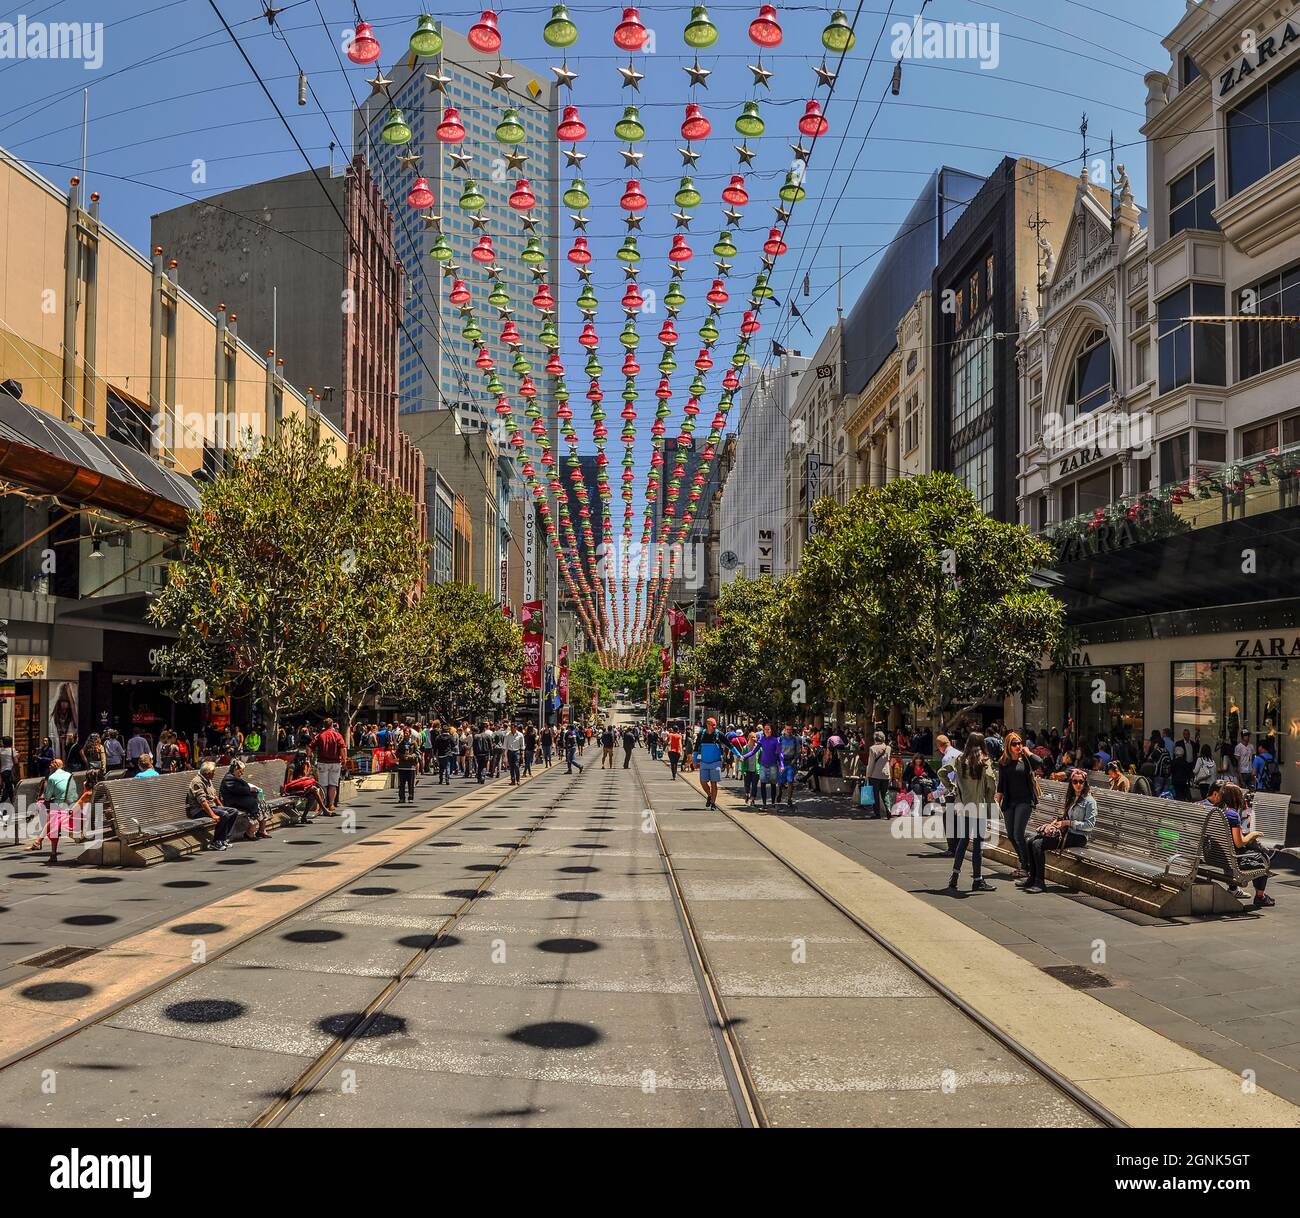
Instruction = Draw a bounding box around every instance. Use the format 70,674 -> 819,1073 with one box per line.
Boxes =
859,782 -> 874,808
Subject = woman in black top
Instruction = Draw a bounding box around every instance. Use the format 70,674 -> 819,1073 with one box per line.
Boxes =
997,731 -> 1037,880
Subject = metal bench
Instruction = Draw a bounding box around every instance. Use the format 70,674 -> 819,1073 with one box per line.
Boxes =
1244,790 -> 1291,850
986,779 -> 1237,917
1,770 -> 99,847
1199,806 -> 1272,894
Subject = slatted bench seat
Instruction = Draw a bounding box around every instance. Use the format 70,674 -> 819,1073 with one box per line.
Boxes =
2,770 -> 99,847
985,779 -> 1235,917
1244,791 -> 1291,850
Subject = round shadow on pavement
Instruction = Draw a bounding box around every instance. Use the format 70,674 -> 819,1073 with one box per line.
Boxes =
379,862 -> 420,870
507,1020 -> 600,1049
536,938 -> 599,954
286,840 -> 322,846
464,864 -> 500,872
556,891 -> 602,902
282,928 -> 344,944
78,876 -> 123,885
170,922 -> 226,935
300,860 -> 339,868
63,914 -> 117,926
397,933 -> 460,950
350,886 -> 398,896
572,844 -> 608,850
427,842 -> 462,848
164,998 -> 247,1024
163,880 -> 211,889
20,981 -> 93,1002
444,888 -> 488,900
255,883 -> 299,893
318,1011 -> 407,1039
8,872 -> 49,880
557,865 -> 599,874
217,857 -> 258,866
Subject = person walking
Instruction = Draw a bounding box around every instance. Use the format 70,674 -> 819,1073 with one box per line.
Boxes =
777,724 -> 800,808
522,723 -> 537,777
312,718 -> 346,812
997,731 -> 1037,882
505,722 -> 524,786
473,723 -> 493,784
600,722 -> 617,769
434,721 -> 456,785
394,721 -> 420,805
540,724 -> 555,768
864,730 -> 892,820
948,733 -> 997,892
621,723 -> 638,769
732,730 -> 760,806
666,723 -> 683,779
564,722 -> 584,774
694,717 -> 726,810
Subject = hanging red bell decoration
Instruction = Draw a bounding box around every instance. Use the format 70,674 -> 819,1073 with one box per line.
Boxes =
658,319 -> 679,344
651,420 -> 666,437
621,402 -> 637,419
587,380 -> 604,401
501,319 -> 521,344
471,235 -> 494,262
694,349 -> 713,371
436,107 -> 466,143
656,378 -> 672,399
722,174 -> 749,205
495,397 -> 512,416
519,377 -> 537,398
406,176 -> 434,208
533,283 -> 555,310
557,105 -> 588,141
684,398 -> 700,415
763,227 -> 788,256
668,235 -> 693,262
740,310 -> 761,335
681,103 -> 711,141
723,368 -> 740,391
545,352 -> 564,375
620,179 -> 648,211
622,353 -> 641,376
613,7 -> 649,50
476,349 -> 494,370
557,401 -> 573,419
594,421 -> 609,439
467,9 -> 502,53
531,417 -> 547,436
448,279 -> 470,305
705,278 -> 729,305
579,321 -> 599,347
622,284 -> 644,310
798,99 -> 829,136
568,236 -> 592,264
347,21 -> 381,65
508,179 -> 537,210
748,4 -> 783,46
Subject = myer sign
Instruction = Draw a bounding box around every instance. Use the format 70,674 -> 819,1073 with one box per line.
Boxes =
1218,19 -> 1300,100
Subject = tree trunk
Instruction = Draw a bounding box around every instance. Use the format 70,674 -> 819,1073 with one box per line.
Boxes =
264,696 -> 279,758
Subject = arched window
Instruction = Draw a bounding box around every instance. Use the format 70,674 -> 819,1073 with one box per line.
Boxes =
1067,327 -> 1113,415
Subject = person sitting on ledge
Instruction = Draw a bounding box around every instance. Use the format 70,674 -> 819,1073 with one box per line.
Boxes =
1020,768 -> 1096,894
1219,782 -> 1275,911
220,758 -> 271,840
133,752 -> 160,779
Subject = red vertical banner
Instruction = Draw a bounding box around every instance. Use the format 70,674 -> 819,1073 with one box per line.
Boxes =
558,644 -> 569,704
661,645 -> 671,674
521,599 -> 543,691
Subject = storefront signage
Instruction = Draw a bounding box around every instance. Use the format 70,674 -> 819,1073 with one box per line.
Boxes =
1234,636 -> 1300,658
1219,21 -> 1300,99
524,504 -> 537,601
1054,517 -> 1139,564
19,658 -> 45,679
1056,443 -> 1102,478
1061,651 -> 1094,668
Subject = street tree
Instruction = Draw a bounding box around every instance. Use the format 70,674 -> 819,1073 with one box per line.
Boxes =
787,473 -> 1065,729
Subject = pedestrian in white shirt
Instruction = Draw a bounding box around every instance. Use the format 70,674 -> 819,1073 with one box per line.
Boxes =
1235,731 -> 1255,787
505,724 -> 525,786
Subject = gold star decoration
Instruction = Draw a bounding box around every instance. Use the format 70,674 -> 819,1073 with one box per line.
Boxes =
624,213 -> 643,231
678,146 -> 701,168
367,70 -> 393,96
813,61 -> 838,89
569,213 -> 590,232
397,151 -> 422,170
519,214 -> 539,234
551,63 -> 579,88
504,147 -> 527,171
715,259 -> 733,275
448,149 -> 471,172
563,147 -> 587,168
683,59 -> 711,87
420,212 -> 441,229
487,63 -> 515,91
748,61 -> 773,88
723,207 -> 744,227
790,141 -> 812,163
470,214 -> 490,231
671,210 -> 692,230
620,148 -> 644,168
617,63 -> 645,90
734,143 -> 757,167
774,204 -> 792,222
425,70 -> 452,94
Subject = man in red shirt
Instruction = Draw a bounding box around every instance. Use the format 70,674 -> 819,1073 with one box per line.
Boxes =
312,718 -> 346,812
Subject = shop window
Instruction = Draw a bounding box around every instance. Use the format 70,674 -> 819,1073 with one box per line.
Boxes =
1160,432 -> 1191,486
1061,481 -> 1075,520
1158,284 -> 1226,393
1197,430 -> 1227,467
1071,465 -> 1114,515
1169,155 -> 1218,236
1227,57 -> 1300,196
1136,456 -> 1153,490
1182,54 -> 1201,87
1284,415 -> 1300,448
1237,265 -> 1300,380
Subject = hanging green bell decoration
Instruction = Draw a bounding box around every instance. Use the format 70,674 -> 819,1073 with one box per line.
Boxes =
459,179 -> 486,210
684,5 -> 718,48
543,4 -> 578,48
617,236 -> 641,263
381,108 -> 413,145
462,318 -> 481,342
673,176 -> 702,208
409,14 -> 443,57
584,352 -> 603,377
512,351 -> 530,374
622,381 -> 639,402
576,283 -> 599,311
495,108 -> 526,144
540,320 -> 559,347
713,231 -> 738,258
486,373 -> 504,395
689,374 -> 707,396
428,234 -> 452,261
619,320 -> 640,348
521,237 -> 546,265
563,178 -> 590,209
699,317 -> 719,343
614,105 -> 646,142
735,101 -> 765,137
778,171 -> 807,202
664,282 -> 687,309
655,401 -> 672,419
752,273 -> 773,299
658,351 -> 677,374
487,282 -> 510,308
822,9 -> 856,53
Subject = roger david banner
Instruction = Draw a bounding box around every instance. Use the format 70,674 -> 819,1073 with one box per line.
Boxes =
522,633 -> 542,690
558,644 -> 569,705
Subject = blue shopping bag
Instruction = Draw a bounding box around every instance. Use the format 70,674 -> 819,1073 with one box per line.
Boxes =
859,782 -> 874,807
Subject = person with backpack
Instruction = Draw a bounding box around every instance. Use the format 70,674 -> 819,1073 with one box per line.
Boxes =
471,723 -> 493,784
1253,742 -> 1281,793
620,724 -> 638,769
563,722 -> 584,774
420,722 -> 435,775
600,722 -> 617,769
433,720 -> 456,785
1192,743 -> 1216,800
394,721 -> 420,805
693,717 -> 726,810
778,724 -> 801,808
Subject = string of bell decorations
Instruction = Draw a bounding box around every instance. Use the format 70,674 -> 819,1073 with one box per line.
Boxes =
346,5 -> 851,667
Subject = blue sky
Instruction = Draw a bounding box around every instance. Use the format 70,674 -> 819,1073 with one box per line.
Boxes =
0,1 -> 1185,617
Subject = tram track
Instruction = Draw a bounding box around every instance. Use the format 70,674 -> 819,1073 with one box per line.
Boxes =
633,747 -> 1124,1129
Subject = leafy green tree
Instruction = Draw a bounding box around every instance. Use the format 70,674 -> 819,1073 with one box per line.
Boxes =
149,418 -> 425,745
787,473 -> 1065,729
567,651 -> 615,719
405,581 -> 524,720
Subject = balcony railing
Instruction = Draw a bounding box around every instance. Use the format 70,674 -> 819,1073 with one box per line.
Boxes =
1043,443 -> 1300,562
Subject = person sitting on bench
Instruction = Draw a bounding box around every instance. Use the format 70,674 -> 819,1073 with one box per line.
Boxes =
1020,768 -> 1096,893
283,751 -> 327,820
187,761 -> 239,852
1219,782 -> 1275,910
219,758 -> 270,840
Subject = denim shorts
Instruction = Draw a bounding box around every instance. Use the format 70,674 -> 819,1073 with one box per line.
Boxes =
780,764 -> 796,784
699,763 -> 722,783
760,764 -> 780,783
